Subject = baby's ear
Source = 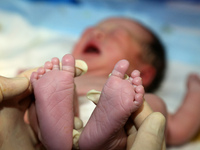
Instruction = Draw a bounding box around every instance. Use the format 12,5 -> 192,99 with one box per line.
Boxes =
139,64 -> 156,88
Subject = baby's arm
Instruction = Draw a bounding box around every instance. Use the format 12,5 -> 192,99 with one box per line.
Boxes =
143,76 -> 200,147
166,74 -> 200,145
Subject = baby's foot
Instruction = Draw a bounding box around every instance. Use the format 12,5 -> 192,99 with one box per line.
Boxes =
79,59 -> 144,150
30,54 -> 75,150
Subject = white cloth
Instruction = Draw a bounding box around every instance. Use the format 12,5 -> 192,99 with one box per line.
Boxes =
79,96 -> 96,126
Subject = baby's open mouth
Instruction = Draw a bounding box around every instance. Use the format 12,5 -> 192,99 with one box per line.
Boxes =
84,45 -> 100,54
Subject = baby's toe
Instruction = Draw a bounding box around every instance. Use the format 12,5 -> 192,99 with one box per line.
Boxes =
30,72 -> 39,84
134,93 -> 144,107
131,70 -> 140,78
61,54 -> 75,74
44,61 -> 53,72
132,77 -> 142,86
135,85 -> 145,94
37,67 -> 45,79
51,57 -> 60,70
134,85 -> 144,105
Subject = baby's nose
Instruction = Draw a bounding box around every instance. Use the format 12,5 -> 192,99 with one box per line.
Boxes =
93,29 -> 105,40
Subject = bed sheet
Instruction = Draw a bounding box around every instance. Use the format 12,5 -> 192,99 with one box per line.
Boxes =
0,0 -> 200,149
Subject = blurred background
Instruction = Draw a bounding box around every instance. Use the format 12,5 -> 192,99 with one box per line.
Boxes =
0,0 -> 200,149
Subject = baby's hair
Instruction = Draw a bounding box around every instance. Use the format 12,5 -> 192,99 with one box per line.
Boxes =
136,21 -> 166,93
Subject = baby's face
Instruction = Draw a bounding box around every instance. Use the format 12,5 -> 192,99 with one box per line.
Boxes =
72,18 -> 152,76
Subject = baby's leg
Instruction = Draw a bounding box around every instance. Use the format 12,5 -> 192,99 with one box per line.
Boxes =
30,54 -> 75,150
79,59 -> 144,150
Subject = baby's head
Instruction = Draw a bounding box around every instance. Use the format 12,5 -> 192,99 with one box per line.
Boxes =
72,17 -> 166,92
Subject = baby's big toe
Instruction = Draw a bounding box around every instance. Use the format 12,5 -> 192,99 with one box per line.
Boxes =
110,59 -> 129,79
61,54 -> 75,74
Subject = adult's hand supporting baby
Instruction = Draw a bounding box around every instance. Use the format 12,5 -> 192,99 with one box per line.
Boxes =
0,68 -> 39,150
127,111 -> 166,150
128,96 -> 166,150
